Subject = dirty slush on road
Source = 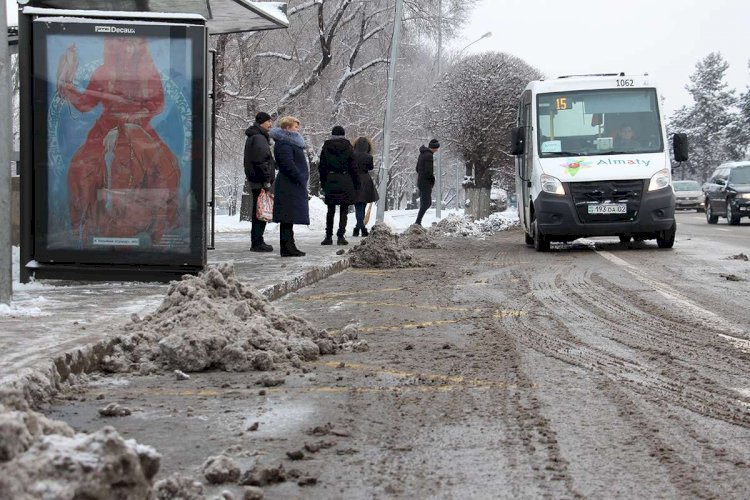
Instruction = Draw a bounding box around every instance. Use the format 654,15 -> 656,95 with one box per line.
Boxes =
4,221 -> 750,499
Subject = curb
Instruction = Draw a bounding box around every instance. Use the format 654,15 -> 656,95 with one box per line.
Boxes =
0,257 -> 351,408
260,256 -> 351,301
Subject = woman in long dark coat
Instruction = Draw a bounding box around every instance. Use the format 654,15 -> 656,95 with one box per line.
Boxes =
319,125 -> 356,245
270,116 -> 309,257
351,136 -> 379,237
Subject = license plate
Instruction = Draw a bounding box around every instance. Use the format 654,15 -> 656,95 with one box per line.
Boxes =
587,203 -> 627,214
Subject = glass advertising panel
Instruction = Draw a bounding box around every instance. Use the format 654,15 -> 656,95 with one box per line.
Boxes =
32,19 -> 206,266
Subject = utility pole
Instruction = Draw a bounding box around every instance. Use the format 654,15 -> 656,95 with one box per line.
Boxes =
434,0 -> 442,219
376,0 -> 404,223
0,4 -> 12,305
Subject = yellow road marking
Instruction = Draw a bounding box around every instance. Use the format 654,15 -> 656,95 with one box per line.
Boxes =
129,384 -> 498,398
323,318 -> 467,336
493,310 -> 527,318
301,288 -> 406,301
337,300 -> 483,313
316,360 -> 516,389
324,310 -> 525,335
350,268 -> 424,276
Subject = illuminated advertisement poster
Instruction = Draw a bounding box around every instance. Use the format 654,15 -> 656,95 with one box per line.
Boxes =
33,19 -> 205,265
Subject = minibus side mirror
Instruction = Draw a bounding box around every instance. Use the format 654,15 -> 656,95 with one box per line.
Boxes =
510,127 -> 525,155
673,133 -> 688,162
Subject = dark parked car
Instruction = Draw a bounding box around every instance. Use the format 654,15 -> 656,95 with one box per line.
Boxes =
672,180 -> 704,212
703,161 -> 750,225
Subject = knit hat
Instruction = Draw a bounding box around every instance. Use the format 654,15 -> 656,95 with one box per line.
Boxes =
255,112 -> 272,125
332,125 -> 346,136
429,139 -> 440,149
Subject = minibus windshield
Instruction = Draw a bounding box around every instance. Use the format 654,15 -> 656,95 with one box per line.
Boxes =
537,88 -> 663,157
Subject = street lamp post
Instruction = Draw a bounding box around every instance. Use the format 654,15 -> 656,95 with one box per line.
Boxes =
376,0 -> 405,223
435,0 -> 443,218
460,31 -> 492,55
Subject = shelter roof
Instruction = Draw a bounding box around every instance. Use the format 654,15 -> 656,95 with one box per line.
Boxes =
15,0 -> 288,33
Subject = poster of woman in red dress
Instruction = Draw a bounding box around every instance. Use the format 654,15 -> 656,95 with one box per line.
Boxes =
54,35 -> 181,248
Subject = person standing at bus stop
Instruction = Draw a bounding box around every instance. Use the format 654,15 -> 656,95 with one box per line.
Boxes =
244,111 -> 275,252
415,139 -> 440,226
270,116 -> 309,257
319,126 -> 357,246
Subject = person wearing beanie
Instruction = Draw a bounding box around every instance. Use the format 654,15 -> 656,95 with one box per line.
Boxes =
319,125 -> 357,245
414,139 -> 440,226
244,111 -> 276,251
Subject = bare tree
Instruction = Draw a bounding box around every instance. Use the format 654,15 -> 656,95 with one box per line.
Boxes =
210,0 -> 480,216
433,52 -> 542,218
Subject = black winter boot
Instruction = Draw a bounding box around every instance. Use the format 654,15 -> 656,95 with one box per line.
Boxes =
289,242 -> 306,256
321,235 -> 333,245
281,241 -> 303,257
337,236 -> 349,246
353,227 -> 360,237
361,227 -> 369,237
251,242 -> 273,252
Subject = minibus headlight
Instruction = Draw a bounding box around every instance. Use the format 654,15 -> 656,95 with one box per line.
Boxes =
540,174 -> 565,195
648,168 -> 671,192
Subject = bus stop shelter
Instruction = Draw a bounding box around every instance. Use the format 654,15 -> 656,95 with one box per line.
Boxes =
14,0 -> 288,283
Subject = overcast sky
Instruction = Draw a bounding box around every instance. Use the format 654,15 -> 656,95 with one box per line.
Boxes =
452,0 -> 750,118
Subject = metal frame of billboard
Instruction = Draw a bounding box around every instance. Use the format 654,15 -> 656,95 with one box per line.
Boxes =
19,10 -> 208,282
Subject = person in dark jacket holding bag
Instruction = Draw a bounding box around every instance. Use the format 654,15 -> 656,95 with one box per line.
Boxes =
415,138 -> 440,226
244,112 -> 276,252
351,136 -> 379,237
270,116 -> 309,257
319,126 -> 357,245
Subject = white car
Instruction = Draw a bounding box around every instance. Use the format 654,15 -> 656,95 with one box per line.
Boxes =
672,180 -> 704,212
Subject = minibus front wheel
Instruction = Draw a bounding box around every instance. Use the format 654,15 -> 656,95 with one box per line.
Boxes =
656,222 -> 676,249
532,218 -> 550,252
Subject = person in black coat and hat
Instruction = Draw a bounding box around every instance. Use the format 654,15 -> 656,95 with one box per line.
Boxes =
244,111 -> 276,252
415,138 -> 440,226
270,116 -> 309,257
319,125 -> 357,245
351,136 -> 379,237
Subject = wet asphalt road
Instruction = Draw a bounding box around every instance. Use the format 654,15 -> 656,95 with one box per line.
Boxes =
48,211 -> 750,499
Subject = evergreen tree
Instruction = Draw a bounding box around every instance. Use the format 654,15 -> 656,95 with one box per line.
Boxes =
735,60 -> 750,159
669,52 -> 744,181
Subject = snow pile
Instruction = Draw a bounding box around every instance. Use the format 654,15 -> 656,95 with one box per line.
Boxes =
0,398 -> 160,499
401,224 -> 440,249
348,224 -> 426,269
152,473 -> 205,499
431,212 -> 519,238
475,212 -> 520,233
431,214 -> 485,238
100,263 -> 339,374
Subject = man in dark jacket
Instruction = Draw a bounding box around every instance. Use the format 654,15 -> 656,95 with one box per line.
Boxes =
244,112 -> 276,252
415,138 -> 440,226
319,125 -> 357,245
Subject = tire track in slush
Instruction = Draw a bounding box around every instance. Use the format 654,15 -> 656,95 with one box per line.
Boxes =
540,266 -> 750,406
505,266 -> 750,428
495,264 -> 749,497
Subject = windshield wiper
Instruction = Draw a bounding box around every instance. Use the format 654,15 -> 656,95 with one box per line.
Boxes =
542,151 -> 583,157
